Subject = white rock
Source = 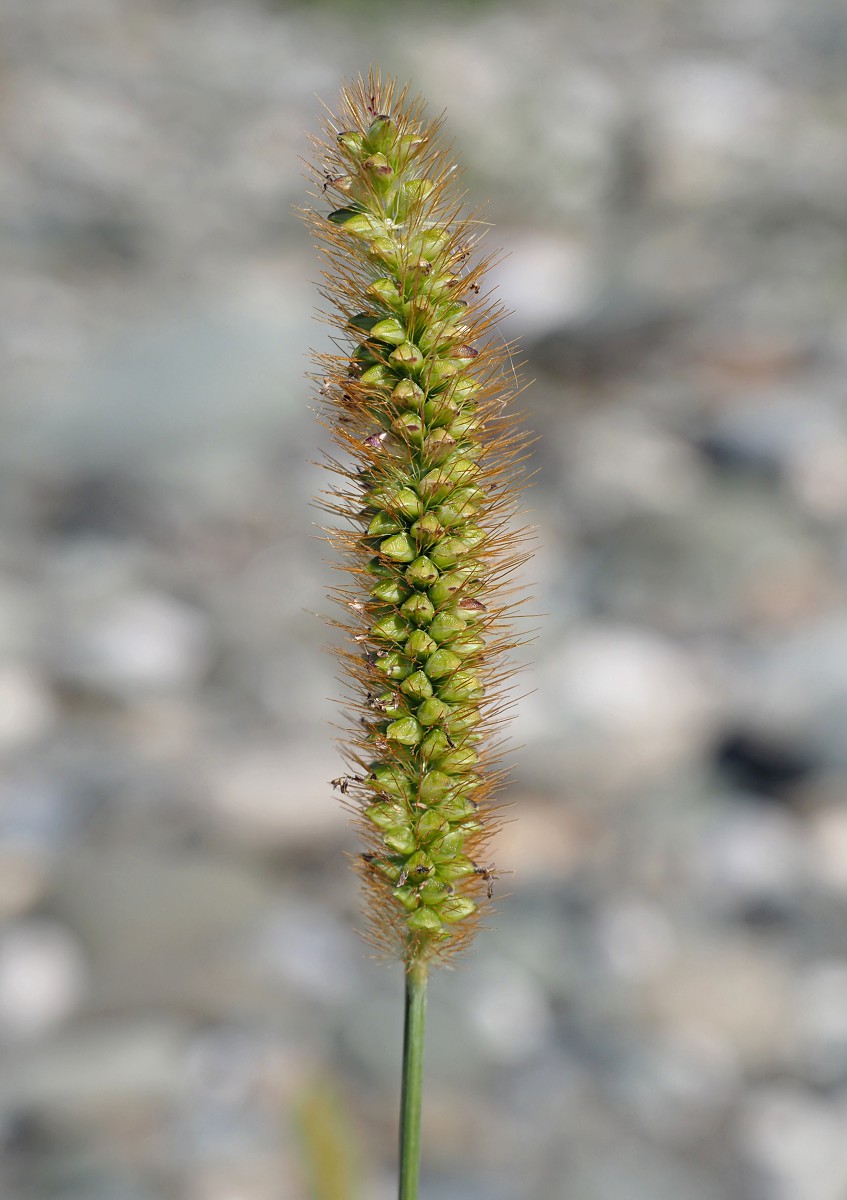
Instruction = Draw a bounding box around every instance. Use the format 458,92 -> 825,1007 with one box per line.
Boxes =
568,413 -> 706,518
693,807 -> 807,909
491,232 -> 591,333
596,897 -> 676,981
539,625 -> 718,785
623,1027 -> 741,1139
740,1086 -> 847,1200
253,901 -> 358,1003
63,590 -> 211,693
186,1167 -> 299,1200
201,744 -> 347,846
0,662 -> 55,751
789,435 -> 847,518
467,961 -> 554,1063
650,59 -> 779,199
0,919 -> 87,1040
808,806 -> 847,894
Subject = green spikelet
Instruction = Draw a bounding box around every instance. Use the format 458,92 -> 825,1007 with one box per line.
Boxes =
306,70 -> 531,969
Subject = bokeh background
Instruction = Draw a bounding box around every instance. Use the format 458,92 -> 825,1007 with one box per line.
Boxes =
2,0 -> 847,1197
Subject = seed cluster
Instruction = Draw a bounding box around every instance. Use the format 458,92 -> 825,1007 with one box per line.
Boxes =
306,73 -> 530,963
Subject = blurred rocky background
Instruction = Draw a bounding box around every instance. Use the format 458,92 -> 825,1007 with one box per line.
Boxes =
2,0 -> 847,1197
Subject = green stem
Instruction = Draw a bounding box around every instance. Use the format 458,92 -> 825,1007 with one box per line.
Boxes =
398,956 -> 428,1200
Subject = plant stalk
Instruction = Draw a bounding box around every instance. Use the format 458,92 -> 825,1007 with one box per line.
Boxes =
398,956 -> 428,1200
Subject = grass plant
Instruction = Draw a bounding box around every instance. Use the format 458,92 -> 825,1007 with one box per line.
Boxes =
304,69 -> 531,1198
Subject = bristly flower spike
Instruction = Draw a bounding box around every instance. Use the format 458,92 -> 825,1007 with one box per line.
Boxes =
305,70 -> 532,973
305,67 -> 533,1200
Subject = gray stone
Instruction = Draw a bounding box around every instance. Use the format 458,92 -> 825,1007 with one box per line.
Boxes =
54,589 -> 212,696
52,850 -> 276,1014
639,939 -> 795,1070
531,624 -> 720,788
0,1017 -> 189,1111
793,960 -> 847,1085
199,743 -> 348,847
692,805 -> 808,914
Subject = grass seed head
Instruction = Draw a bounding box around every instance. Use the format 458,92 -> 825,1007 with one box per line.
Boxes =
306,69 -> 532,968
